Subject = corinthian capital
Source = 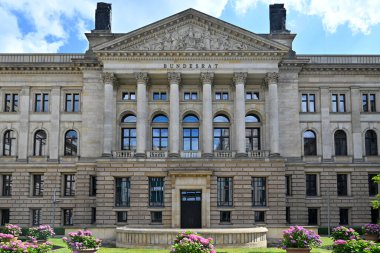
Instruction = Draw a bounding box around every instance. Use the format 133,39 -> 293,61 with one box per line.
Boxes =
102,72 -> 116,84
134,72 -> 149,83
200,72 -> 214,84
233,72 -> 247,85
265,72 -> 279,85
167,72 -> 181,84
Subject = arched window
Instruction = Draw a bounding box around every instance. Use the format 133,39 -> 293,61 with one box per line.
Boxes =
245,114 -> 261,152
121,114 -> 137,150
213,114 -> 230,151
152,114 -> 168,150
64,130 -> 78,156
34,130 -> 47,156
334,130 -> 347,156
3,130 -> 16,156
365,130 -> 378,156
304,130 -> 317,156
183,114 -> 199,151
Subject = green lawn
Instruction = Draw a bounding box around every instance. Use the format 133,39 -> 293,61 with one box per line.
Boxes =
50,237 -> 333,253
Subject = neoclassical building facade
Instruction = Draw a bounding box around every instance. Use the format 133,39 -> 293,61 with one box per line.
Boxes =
0,3 -> 379,237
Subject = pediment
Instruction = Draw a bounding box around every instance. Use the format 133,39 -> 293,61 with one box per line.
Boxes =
93,9 -> 290,53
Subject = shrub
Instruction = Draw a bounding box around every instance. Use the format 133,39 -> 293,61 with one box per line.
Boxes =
28,225 -> 55,240
0,240 -> 52,253
63,230 -> 101,250
53,227 -> 65,236
332,239 -> 376,253
331,226 -> 360,241
170,231 -> 215,253
0,233 -> 14,243
363,224 -> 380,235
3,224 -> 22,237
279,226 -> 322,250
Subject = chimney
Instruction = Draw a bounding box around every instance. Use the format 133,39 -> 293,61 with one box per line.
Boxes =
95,2 -> 112,32
269,4 -> 289,34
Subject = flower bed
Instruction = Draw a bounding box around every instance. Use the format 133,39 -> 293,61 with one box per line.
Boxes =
279,226 -> 322,250
331,226 -> 360,241
28,225 -> 55,241
63,230 -> 101,252
170,231 -> 215,253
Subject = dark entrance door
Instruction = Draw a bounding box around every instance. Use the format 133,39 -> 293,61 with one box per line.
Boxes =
180,190 -> 202,228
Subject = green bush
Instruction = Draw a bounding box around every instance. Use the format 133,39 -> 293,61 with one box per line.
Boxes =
333,239 -> 378,253
53,227 -> 65,235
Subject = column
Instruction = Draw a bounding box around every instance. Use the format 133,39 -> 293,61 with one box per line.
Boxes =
168,72 -> 181,157
18,86 -> 30,161
135,72 -> 149,157
233,72 -> 247,157
201,72 -> 214,157
102,72 -> 116,157
265,72 -> 280,155
49,87 -> 61,161
320,87 -> 332,160
351,87 -> 362,160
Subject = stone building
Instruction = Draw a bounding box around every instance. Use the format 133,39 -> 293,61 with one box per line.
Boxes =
0,2 -> 379,243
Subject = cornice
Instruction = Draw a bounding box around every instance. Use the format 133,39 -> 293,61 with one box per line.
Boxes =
300,64 -> 380,75
0,65 -> 82,74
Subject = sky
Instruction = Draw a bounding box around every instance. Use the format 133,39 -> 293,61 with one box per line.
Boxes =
0,0 -> 380,54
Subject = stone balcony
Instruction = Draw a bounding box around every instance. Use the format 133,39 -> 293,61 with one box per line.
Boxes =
112,150 -> 271,159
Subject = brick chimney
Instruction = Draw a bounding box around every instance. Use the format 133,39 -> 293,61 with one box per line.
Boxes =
95,2 -> 112,32
269,4 -> 289,34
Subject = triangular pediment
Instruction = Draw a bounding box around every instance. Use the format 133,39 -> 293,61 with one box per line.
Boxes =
93,9 -> 290,52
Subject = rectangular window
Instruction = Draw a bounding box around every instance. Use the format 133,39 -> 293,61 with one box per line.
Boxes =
255,211 -> 265,223
339,208 -> 349,225
151,211 -> 162,223
215,92 -> 229,100
117,211 -> 128,222
2,175 -> 12,196
245,128 -> 260,152
122,92 -> 136,101
32,174 -> 44,197
63,209 -> 73,226
306,174 -> 318,196
153,92 -> 167,101
35,93 -> 49,112
371,208 -> 379,224
4,94 -> 18,112
246,92 -> 259,100
64,175 -> 75,196
122,128 -> 137,150
89,176 -> 97,196
217,177 -> 233,206
362,94 -> 376,112
149,177 -> 164,207
339,94 -> 346,112
308,208 -> 318,225
65,93 -> 80,112
184,92 -> 198,100
213,128 -> 230,150
183,128 -> 199,151
337,174 -> 348,196
220,211 -> 231,223
301,94 -> 315,112
152,128 -> 168,150
91,207 -> 96,224
252,177 -> 266,207
115,177 -> 130,207
286,175 -> 292,196
331,94 -> 338,112
0,209 -> 10,226
369,174 -> 378,196
32,209 -> 41,226
286,207 -> 291,224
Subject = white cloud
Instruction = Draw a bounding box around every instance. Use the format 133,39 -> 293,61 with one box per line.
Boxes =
233,0 -> 380,34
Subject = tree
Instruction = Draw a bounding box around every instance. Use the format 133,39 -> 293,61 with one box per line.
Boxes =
371,174 -> 380,209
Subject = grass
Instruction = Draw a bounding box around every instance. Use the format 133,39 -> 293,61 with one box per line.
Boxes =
50,237 -> 333,253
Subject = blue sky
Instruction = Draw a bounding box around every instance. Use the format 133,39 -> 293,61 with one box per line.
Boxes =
0,0 -> 379,54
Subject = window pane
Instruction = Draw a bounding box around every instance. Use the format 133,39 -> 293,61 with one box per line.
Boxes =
363,94 -> 368,112
213,115 -> 229,123
191,92 -> 198,100
152,115 -> 168,123
245,115 -> 260,123
122,115 -> 137,123
184,92 -> 190,100
306,174 -> 317,196
183,115 -> 199,123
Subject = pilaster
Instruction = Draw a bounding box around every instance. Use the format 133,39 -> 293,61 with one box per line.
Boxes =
18,86 -> 30,161
265,72 -> 280,156
168,72 -> 181,157
233,72 -> 247,157
201,72 -> 214,157
135,72 -> 149,157
49,87 -> 61,161
102,72 -> 116,157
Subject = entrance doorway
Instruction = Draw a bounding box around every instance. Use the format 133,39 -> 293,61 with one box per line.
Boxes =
180,190 -> 202,228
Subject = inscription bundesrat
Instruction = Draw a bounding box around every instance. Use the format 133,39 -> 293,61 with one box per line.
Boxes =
163,63 -> 218,69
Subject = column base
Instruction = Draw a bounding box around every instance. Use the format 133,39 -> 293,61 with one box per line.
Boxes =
135,153 -> 147,158
235,153 -> 248,158
202,153 -> 214,158
169,153 -> 180,158
102,153 -> 112,157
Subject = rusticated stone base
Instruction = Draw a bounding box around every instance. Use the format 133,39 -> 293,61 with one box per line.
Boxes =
116,227 -> 268,248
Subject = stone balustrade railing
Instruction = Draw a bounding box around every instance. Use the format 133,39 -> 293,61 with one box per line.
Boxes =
248,150 -> 270,158
146,150 -> 168,158
180,150 -> 202,158
214,150 -> 236,158
113,150 -> 135,158
0,54 -> 84,63
298,55 -> 380,64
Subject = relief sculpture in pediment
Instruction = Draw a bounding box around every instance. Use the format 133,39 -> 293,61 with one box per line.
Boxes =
128,24 -> 251,51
